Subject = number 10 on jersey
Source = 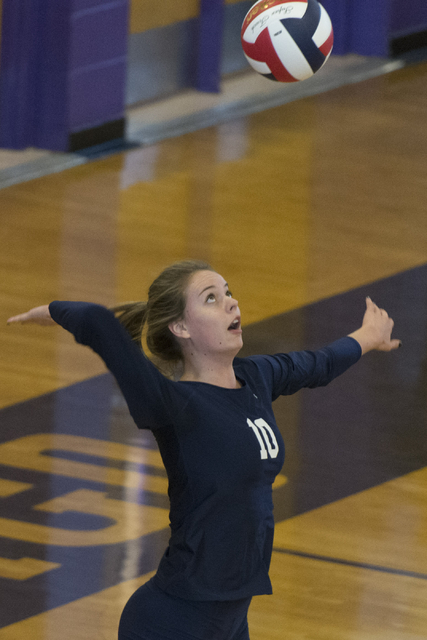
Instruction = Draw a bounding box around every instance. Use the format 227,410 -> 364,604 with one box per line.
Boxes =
247,418 -> 279,459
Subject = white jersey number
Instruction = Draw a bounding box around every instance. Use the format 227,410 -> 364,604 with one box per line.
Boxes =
247,418 -> 279,460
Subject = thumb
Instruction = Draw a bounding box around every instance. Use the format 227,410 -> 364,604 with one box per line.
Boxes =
382,339 -> 402,351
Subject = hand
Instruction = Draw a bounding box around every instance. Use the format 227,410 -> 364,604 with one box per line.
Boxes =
7,305 -> 55,327
349,297 -> 401,355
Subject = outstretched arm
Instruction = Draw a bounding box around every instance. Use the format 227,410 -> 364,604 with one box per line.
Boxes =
7,302 -> 174,430
348,297 -> 401,355
250,297 -> 401,399
7,305 -> 55,326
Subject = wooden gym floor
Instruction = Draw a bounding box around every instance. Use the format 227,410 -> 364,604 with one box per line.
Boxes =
1,58 -> 427,639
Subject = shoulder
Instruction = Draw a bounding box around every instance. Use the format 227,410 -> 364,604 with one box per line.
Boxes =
233,354 -> 280,387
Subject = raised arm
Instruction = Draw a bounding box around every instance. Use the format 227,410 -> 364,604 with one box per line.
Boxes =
7,302 -> 174,430
348,297 -> 401,355
244,297 -> 401,400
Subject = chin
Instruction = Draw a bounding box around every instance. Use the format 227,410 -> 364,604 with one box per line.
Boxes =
234,339 -> 243,355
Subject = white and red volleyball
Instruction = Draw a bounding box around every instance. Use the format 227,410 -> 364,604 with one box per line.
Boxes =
241,0 -> 334,83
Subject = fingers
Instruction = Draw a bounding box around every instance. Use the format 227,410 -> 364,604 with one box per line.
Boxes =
366,298 -> 392,325
365,297 -> 402,352
366,297 -> 381,316
366,297 -> 388,317
7,305 -> 54,326
378,338 -> 402,352
6,313 -> 29,324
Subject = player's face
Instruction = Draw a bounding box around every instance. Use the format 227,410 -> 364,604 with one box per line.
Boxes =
181,270 -> 243,356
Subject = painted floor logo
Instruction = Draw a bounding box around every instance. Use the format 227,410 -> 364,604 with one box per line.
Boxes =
0,375 -> 170,628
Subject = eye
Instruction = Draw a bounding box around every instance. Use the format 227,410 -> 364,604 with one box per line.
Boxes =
226,290 -> 233,298
206,293 -> 216,303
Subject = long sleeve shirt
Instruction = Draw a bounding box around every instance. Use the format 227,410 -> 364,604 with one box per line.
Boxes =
49,301 -> 361,600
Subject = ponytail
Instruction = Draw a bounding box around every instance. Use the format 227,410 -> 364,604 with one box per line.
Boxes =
111,301 -> 147,347
111,260 -> 214,366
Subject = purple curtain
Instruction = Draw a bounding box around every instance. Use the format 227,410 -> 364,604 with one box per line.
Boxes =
196,0 -> 225,92
321,0 -> 390,56
0,0 -> 129,151
390,0 -> 427,37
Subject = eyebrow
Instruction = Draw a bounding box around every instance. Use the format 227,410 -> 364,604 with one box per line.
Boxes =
198,282 -> 228,296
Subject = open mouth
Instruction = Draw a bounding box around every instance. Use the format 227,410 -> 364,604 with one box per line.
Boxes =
228,318 -> 241,331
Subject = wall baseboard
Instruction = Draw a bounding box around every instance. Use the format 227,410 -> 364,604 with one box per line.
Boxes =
390,29 -> 427,56
68,119 -> 126,152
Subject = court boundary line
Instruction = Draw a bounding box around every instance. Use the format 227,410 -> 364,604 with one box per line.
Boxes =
273,546 -> 427,581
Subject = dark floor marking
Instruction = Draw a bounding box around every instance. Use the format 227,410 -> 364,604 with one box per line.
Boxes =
273,546 -> 427,582
0,263 -> 426,626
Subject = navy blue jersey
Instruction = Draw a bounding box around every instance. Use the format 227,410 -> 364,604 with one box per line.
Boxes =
49,302 -> 361,600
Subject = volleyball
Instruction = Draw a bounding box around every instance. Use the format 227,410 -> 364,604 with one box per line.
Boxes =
241,0 -> 334,83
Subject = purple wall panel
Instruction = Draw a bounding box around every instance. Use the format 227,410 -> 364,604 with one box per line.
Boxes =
0,0 -> 129,150
349,0 -> 390,56
321,0 -> 390,56
197,0 -> 225,92
0,0 -> 40,147
70,4 -> 128,69
3,0 -> 426,151
320,0 -> 351,55
69,61 -> 127,129
390,0 -> 427,36
35,1 -> 72,150
68,0 -> 128,135
320,0 -> 427,55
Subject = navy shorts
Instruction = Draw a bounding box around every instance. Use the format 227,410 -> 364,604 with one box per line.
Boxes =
118,578 -> 252,640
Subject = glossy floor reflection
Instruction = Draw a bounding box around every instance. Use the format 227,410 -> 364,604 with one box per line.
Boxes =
1,61 -> 427,639
0,264 -> 426,635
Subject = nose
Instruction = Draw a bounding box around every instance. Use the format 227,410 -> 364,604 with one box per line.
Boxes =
227,295 -> 239,311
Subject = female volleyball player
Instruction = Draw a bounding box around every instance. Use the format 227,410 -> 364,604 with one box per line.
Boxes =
7,260 -> 400,640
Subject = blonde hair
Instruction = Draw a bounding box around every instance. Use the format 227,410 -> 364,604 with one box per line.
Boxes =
111,260 -> 214,366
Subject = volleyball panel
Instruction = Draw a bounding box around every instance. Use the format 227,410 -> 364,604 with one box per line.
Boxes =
279,0 -> 328,75
242,1 -> 309,45
242,27 -> 300,82
312,4 -> 334,57
267,24 -> 314,81
241,0 -> 334,83
242,54 -> 273,76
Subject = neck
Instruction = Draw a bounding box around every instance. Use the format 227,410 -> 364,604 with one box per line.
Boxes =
180,353 -> 241,389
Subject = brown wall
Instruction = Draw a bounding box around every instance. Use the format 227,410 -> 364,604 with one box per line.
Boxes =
130,0 -> 248,34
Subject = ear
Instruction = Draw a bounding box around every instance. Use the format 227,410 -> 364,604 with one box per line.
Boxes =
169,320 -> 190,340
